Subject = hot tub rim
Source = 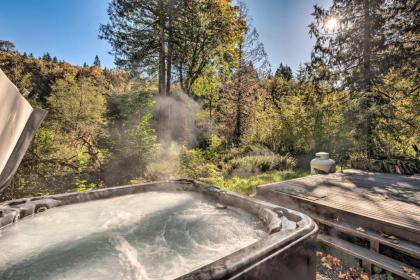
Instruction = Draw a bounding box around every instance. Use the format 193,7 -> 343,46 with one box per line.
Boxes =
0,179 -> 318,280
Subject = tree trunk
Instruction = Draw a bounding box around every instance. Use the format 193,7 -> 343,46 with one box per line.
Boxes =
363,0 -> 374,158
158,1 -> 166,96
185,77 -> 193,96
313,84 -> 323,151
234,45 -> 244,145
166,1 -> 173,96
234,87 -> 242,145
179,66 -> 185,92
209,98 -> 212,121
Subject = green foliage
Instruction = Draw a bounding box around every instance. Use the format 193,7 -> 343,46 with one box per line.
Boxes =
309,0 -> 419,157
0,40 -> 15,52
2,0 -> 418,201
0,51 -> 153,201
227,154 -> 296,175
372,67 -> 420,157
192,65 -> 220,119
206,133 -> 223,160
180,148 -> 220,179
275,63 -> 293,81
74,178 -> 97,192
143,143 -> 181,181
93,55 -> 101,67
100,0 -> 246,95
104,88 -> 159,185
42,52 -> 52,61
205,170 -> 309,195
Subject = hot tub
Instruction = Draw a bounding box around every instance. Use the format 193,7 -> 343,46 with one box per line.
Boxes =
0,180 -> 317,280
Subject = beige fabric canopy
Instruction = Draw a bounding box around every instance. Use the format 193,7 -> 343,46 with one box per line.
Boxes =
0,69 -> 47,192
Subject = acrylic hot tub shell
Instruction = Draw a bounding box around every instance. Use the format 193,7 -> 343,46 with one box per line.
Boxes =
0,179 -> 318,280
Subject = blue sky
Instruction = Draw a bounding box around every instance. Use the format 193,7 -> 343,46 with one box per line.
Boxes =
0,0 -> 331,73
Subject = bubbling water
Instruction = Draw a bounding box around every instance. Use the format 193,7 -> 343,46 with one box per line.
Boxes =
0,192 -> 266,280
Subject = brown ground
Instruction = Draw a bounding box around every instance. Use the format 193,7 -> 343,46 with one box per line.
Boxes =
316,251 -> 369,280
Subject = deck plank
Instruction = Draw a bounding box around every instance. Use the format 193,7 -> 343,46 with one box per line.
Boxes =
318,234 -> 420,280
258,169 -> 420,234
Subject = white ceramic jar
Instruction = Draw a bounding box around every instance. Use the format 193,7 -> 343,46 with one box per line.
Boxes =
310,152 -> 336,174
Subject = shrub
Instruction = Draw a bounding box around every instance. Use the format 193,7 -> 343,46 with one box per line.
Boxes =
205,169 -> 308,195
226,153 -> 296,176
180,148 -> 220,179
143,143 -> 181,180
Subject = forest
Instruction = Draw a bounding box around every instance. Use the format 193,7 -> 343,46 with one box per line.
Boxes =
0,0 -> 418,201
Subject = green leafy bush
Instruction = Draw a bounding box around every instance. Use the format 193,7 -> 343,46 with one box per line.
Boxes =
180,148 -> 220,179
205,170 -> 308,195
226,154 -> 296,176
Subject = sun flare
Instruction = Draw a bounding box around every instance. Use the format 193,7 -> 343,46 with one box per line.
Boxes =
325,17 -> 338,32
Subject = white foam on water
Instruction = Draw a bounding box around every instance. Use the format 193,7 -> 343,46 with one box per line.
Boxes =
112,234 -> 150,280
0,191 -> 266,280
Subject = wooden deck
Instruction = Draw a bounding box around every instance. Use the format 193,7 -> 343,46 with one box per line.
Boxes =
256,169 -> 420,242
256,169 -> 420,278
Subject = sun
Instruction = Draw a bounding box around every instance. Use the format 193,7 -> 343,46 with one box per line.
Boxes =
325,17 -> 338,32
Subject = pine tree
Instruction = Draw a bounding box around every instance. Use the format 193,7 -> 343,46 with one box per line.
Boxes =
42,52 -> 52,61
275,63 -> 293,81
0,40 -> 16,52
100,0 -> 245,96
218,5 -> 268,144
93,55 -> 101,67
309,0 -> 419,157
100,0 -> 172,96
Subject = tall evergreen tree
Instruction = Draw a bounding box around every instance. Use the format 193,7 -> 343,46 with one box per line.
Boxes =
100,0 -> 245,96
218,4 -> 268,144
309,0 -> 419,157
42,52 -> 52,61
100,0 -> 175,96
275,63 -> 293,81
0,40 -> 15,52
93,55 -> 101,67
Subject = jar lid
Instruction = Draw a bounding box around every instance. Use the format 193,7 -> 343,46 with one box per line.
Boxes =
315,152 -> 329,160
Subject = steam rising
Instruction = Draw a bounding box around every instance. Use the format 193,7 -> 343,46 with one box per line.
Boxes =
154,91 -> 201,148
147,91 -> 203,179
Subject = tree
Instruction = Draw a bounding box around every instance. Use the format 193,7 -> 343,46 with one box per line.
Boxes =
42,52 -> 52,61
217,5 -> 269,144
173,0 -> 246,95
100,0 -> 173,96
93,55 -> 101,67
275,63 -> 293,81
0,50 -> 139,200
0,40 -> 16,52
192,64 -> 220,121
309,0 -> 419,157
372,66 -> 420,157
100,0 -> 245,96
48,74 -> 107,171
218,63 -> 267,144
104,89 -> 158,185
